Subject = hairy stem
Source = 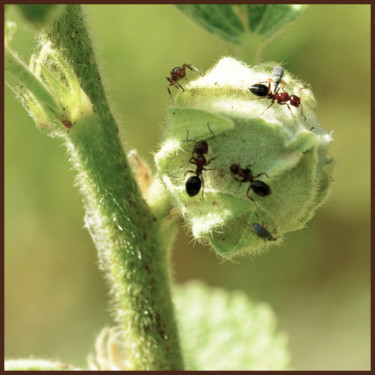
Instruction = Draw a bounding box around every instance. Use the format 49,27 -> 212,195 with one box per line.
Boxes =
17,4 -> 183,370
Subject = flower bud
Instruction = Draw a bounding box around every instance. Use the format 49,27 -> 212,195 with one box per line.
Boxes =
155,57 -> 334,258
15,41 -> 93,137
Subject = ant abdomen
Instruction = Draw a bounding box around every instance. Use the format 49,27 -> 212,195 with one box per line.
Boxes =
251,180 -> 271,196
249,84 -> 269,97
186,176 -> 202,197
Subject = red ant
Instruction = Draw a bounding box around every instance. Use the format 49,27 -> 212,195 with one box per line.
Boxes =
184,123 -> 218,197
167,63 -> 203,100
229,163 -> 271,204
249,67 -> 306,121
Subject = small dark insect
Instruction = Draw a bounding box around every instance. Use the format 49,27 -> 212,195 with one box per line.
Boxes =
251,222 -> 278,242
244,215 -> 278,242
249,80 -> 306,121
167,63 -> 203,100
230,163 -> 271,204
184,123 -> 218,197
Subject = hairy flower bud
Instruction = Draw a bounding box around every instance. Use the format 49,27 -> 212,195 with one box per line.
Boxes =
155,57 -> 334,258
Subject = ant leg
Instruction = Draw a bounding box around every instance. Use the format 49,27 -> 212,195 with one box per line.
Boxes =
205,122 -> 216,141
201,174 -> 205,197
246,185 -> 258,207
183,63 -> 203,77
189,156 -> 198,165
260,100 -> 275,115
286,103 -> 295,118
184,170 -> 197,178
177,82 -> 184,92
257,78 -> 274,85
233,177 -> 243,187
185,130 -> 197,144
274,84 -> 282,94
205,155 -> 219,165
253,172 -> 269,178
167,78 -> 175,100
167,86 -> 173,100
278,102 -> 295,118
300,102 -> 306,121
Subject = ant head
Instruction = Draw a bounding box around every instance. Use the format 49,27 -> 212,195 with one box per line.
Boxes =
290,95 -> 301,107
194,140 -> 208,155
229,164 -> 240,175
171,66 -> 186,79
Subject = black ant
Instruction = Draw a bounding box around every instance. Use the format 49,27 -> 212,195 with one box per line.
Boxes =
167,63 -> 203,100
229,164 -> 271,204
249,67 -> 306,121
184,123 -> 218,197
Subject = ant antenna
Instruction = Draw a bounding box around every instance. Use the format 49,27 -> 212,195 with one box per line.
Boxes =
206,122 -> 216,141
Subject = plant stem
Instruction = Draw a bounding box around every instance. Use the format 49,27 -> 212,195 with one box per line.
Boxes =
36,5 -> 183,370
238,33 -> 264,66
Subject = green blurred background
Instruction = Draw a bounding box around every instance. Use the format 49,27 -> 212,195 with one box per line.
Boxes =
5,4 -> 370,370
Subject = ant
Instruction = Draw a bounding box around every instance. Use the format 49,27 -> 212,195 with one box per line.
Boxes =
229,163 -> 271,204
167,63 -> 203,100
184,123 -> 218,197
249,67 -> 306,121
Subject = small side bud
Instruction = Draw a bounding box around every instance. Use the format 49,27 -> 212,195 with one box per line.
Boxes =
16,41 -> 94,137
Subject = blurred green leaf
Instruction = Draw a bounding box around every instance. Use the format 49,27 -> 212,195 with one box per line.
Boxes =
174,281 -> 290,370
176,4 -> 306,44
176,4 -> 245,43
4,20 -> 17,46
15,4 -> 67,30
246,4 -> 306,40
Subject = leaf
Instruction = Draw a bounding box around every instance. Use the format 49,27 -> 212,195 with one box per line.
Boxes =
176,4 -> 245,43
15,4 -> 67,30
174,281 -> 291,370
246,4 -> 306,40
176,4 -> 306,44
